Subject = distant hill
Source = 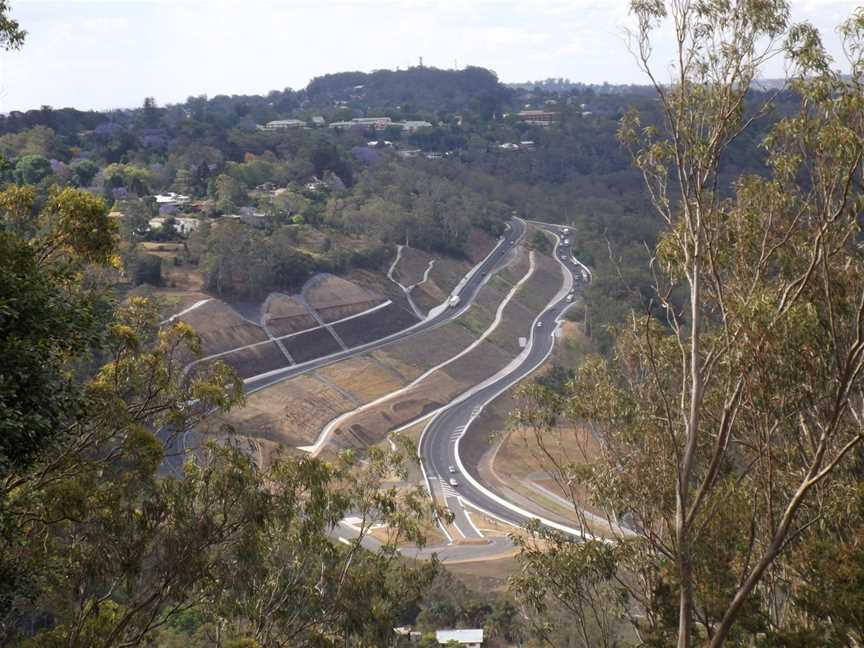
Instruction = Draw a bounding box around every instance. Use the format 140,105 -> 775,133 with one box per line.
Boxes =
305,66 -> 514,118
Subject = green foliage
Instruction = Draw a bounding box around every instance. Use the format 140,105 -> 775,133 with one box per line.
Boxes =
528,229 -> 552,254
14,154 -> 51,184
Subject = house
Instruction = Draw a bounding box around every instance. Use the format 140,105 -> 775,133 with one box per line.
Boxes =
402,120 -> 433,133
311,116 -> 326,127
148,216 -> 200,236
517,109 -> 558,126
351,116 -> 393,130
435,629 -> 483,647
260,119 -> 305,130
154,192 -> 191,208
174,217 -> 201,236
498,142 -> 519,151
397,149 -> 422,158
328,120 -> 359,130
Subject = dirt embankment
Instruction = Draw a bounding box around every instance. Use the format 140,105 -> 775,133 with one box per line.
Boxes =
331,302 -> 419,348
282,327 -> 342,363
197,342 -> 289,380
264,293 -> 318,336
304,274 -> 386,323
393,246 -> 435,287
207,374 -> 357,449
178,299 -> 268,356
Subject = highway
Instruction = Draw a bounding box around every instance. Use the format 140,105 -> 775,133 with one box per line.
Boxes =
164,218 -> 596,559
160,218 -> 527,476
418,222 -> 592,542
242,217 -> 527,393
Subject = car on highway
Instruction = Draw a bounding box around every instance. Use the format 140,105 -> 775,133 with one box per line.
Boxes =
448,465 -> 457,473
537,321 -> 543,327
448,478 -> 459,487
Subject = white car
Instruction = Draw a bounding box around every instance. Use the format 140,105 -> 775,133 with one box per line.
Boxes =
448,465 -> 457,474
537,321 -> 543,327
448,478 -> 459,487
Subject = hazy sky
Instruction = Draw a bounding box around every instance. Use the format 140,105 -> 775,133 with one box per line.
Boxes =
0,0 -> 860,113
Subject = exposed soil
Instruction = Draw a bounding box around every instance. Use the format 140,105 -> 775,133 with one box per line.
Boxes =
329,372 -> 465,450
211,374 -> 356,447
316,356 -> 408,403
201,341 -> 289,380
513,252 -> 563,314
331,302 -> 419,348
264,293 -> 318,336
282,327 -> 342,363
411,256 -> 469,311
179,299 -> 268,356
393,246 -> 435,286
304,274 -> 386,323
375,322 -> 478,371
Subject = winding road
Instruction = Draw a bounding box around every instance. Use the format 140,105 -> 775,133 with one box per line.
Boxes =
161,219 -> 527,476
164,218 -> 596,560
419,223 -> 596,547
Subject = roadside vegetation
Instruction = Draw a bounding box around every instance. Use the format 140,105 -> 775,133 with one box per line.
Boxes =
3,0 -> 864,646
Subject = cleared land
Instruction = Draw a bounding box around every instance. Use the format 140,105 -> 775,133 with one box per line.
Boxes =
331,302 -> 419,347
328,371 -> 466,450
264,293 -> 318,336
374,322 -> 478,371
393,246 -> 435,287
282,327 -> 342,363
411,257 -> 467,312
513,252 -> 563,314
211,374 -> 356,448
199,341 -> 288,380
304,274 -> 386,323
179,299 -> 268,356
316,356 -> 408,403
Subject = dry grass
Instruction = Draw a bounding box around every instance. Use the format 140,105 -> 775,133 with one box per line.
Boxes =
393,246 -> 435,286
179,299 -> 268,356
212,374 -> 356,447
304,273 -> 385,322
328,372 -> 465,450
316,356 -> 408,402
514,252 -> 563,314
375,322 -> 478,371
445,556 -> 519,587
368,350 -> 424,382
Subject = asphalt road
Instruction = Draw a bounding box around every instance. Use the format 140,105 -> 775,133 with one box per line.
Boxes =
419,223 -> 589,541
160,218 -> 527,476
163,219 -> 594,561
243,217 -> 527,392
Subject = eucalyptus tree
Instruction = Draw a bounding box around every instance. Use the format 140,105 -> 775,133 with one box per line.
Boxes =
513,3 -> 864,647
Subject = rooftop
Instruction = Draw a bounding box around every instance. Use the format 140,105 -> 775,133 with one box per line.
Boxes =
435,628 -> 483,645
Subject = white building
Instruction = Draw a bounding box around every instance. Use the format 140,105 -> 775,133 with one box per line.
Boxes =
154,192 -> 191,208
517,110 -> 558,126
261,119 -> 306,130
402,120 -> 433,133
435,629 -> 483,647
148,216 -> 200,236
